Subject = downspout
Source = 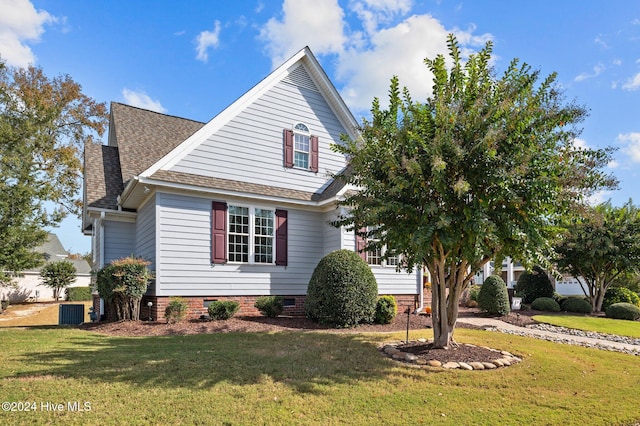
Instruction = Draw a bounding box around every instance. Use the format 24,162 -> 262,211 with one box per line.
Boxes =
99,211 -> 105,270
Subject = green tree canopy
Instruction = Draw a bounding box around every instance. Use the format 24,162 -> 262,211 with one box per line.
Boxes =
0,59 -> 107,286
40,260 -> 77,301
333,35 -> 616,348
555,200 -> 640,312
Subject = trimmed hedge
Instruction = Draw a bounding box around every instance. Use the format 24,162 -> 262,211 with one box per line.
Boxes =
208,301 -> 240,320
603,287 -> 640,310
65,286 -> 93,301
477,275 -> 510,315
305,249 -> 378,327
560,297 -> 592,314
515,266 -> 554,304
254,296 -> 284,318
531,297 -> 561,312
375,295 -> 397,324
605,302 -> 640,321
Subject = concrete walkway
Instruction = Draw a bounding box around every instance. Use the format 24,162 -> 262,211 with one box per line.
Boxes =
457,316 -> 640,354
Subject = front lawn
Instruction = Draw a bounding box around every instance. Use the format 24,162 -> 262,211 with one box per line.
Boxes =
0,326 -> 638,425
533,314 -> 640,338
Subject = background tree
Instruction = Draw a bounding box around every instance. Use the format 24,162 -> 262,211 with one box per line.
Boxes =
0,59 -> 107,287
39,260 -> 77,301
333,35 -> 616,349
555,200 -> 640,312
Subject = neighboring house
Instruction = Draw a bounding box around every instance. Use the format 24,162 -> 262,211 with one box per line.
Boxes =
83,47 -> 423,321
0,233 -> 92,303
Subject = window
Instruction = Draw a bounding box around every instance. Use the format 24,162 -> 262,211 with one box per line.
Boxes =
212,201 -> 287,266
283,125 -> 319,172
359,226 -> 399,267
228,205 -> 274,264
228,206 -> 249,263
293,123 -> 310,169
254,208 -> 274,263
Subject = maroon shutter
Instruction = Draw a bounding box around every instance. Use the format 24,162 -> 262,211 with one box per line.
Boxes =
283,129 -> 294,168
356,227 -> 367,261
211,201 -> 227,264
275,209 -> 288,266
310,135 -> 319,172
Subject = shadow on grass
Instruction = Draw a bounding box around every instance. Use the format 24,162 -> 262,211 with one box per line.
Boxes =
12,330 -> 399,393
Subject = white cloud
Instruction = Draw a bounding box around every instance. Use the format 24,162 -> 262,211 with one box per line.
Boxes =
574,63 -> 605,82
572,138 -> 588,150
608,159 -> 620,169
587,190 -> 612,206
618,132 -> 640,163
349,0 -> 413,35
0,0 -> 56,67
195,20 -> 221,63
122,88 -> 167,114
260,0 -> 346,67
621,72 -> 640,90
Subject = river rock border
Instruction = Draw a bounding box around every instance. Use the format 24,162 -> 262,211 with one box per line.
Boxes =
380,339 -> 522,370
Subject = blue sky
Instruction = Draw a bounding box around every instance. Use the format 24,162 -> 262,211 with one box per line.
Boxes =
1,0 -> 639,254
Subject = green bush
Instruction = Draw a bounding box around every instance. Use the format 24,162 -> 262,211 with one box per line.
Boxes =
96,256 -> 153,321
477,275 -> 510,315
515,266 -> 554,304
165,297 -> 189,323
531,297 -> 561,312
560,297 -> 592,314
553,292 -> 568,306
605,302 -> 640,321
375,295 -> 397,324
254,296 -> 284,318
305,249 -> 378,327
208,300 -> 240,320
603,287 -> 640,310
469,285 -> 481,302
65,286 -> 92,301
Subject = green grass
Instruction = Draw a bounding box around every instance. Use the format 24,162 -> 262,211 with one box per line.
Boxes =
0,327 -> 638,425
533,315 -> 640,338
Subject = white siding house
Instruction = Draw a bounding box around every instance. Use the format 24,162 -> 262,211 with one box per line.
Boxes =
83,47 -> 421,320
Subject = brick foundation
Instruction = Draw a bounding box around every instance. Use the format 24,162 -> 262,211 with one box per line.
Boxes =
140,293 -> 422,322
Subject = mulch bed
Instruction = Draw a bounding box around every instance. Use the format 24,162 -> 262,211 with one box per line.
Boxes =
79,307 -> 542,366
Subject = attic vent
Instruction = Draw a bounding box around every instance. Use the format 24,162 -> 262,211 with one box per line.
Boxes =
283,65 -> 319,92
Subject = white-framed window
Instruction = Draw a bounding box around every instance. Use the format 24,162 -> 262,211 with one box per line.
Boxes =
293,122 -> 310,169
366,226 -> 399,267
228,205 -> 275,264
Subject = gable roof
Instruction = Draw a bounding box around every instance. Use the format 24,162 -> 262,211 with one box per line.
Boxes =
85,47 -> 355,214
25,233 -> 91,275
141,46 -> 359,177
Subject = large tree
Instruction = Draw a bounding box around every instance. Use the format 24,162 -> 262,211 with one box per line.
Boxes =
555,200 -> 640,312
0,59 -> 107,287
333,35 -> 616,348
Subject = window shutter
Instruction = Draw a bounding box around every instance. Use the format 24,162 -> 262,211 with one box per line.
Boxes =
283,129 -> 294,168
275,209 -> 288,266
356,227 -> 367,261
211,201 -> 227,264
310,135 -> 319,172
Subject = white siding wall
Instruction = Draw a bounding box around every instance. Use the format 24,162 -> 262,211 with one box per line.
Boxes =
136,195 -> 156,269
93,218 -> 102,270
155,192 -> 327,296
103,221 -> 135,264
322,210 -> 342,256
170,78 -> 348,194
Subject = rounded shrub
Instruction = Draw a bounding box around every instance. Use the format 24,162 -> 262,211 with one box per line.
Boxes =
375,295 -> 397,324
531,297 -> 561,312
65,286 -> 93,301
515,266 -> 554,304
560,297 -> 592,314
602,287 -> 640,311
165,297 -> 189,323
208,301 -> 240,320
305,249 -> 378,327
254,296 -> 284,318
605,302 -> 640,321
477,275 -> 510,316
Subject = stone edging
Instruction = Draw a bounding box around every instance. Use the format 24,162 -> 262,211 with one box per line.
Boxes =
380,339 -> 522,370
